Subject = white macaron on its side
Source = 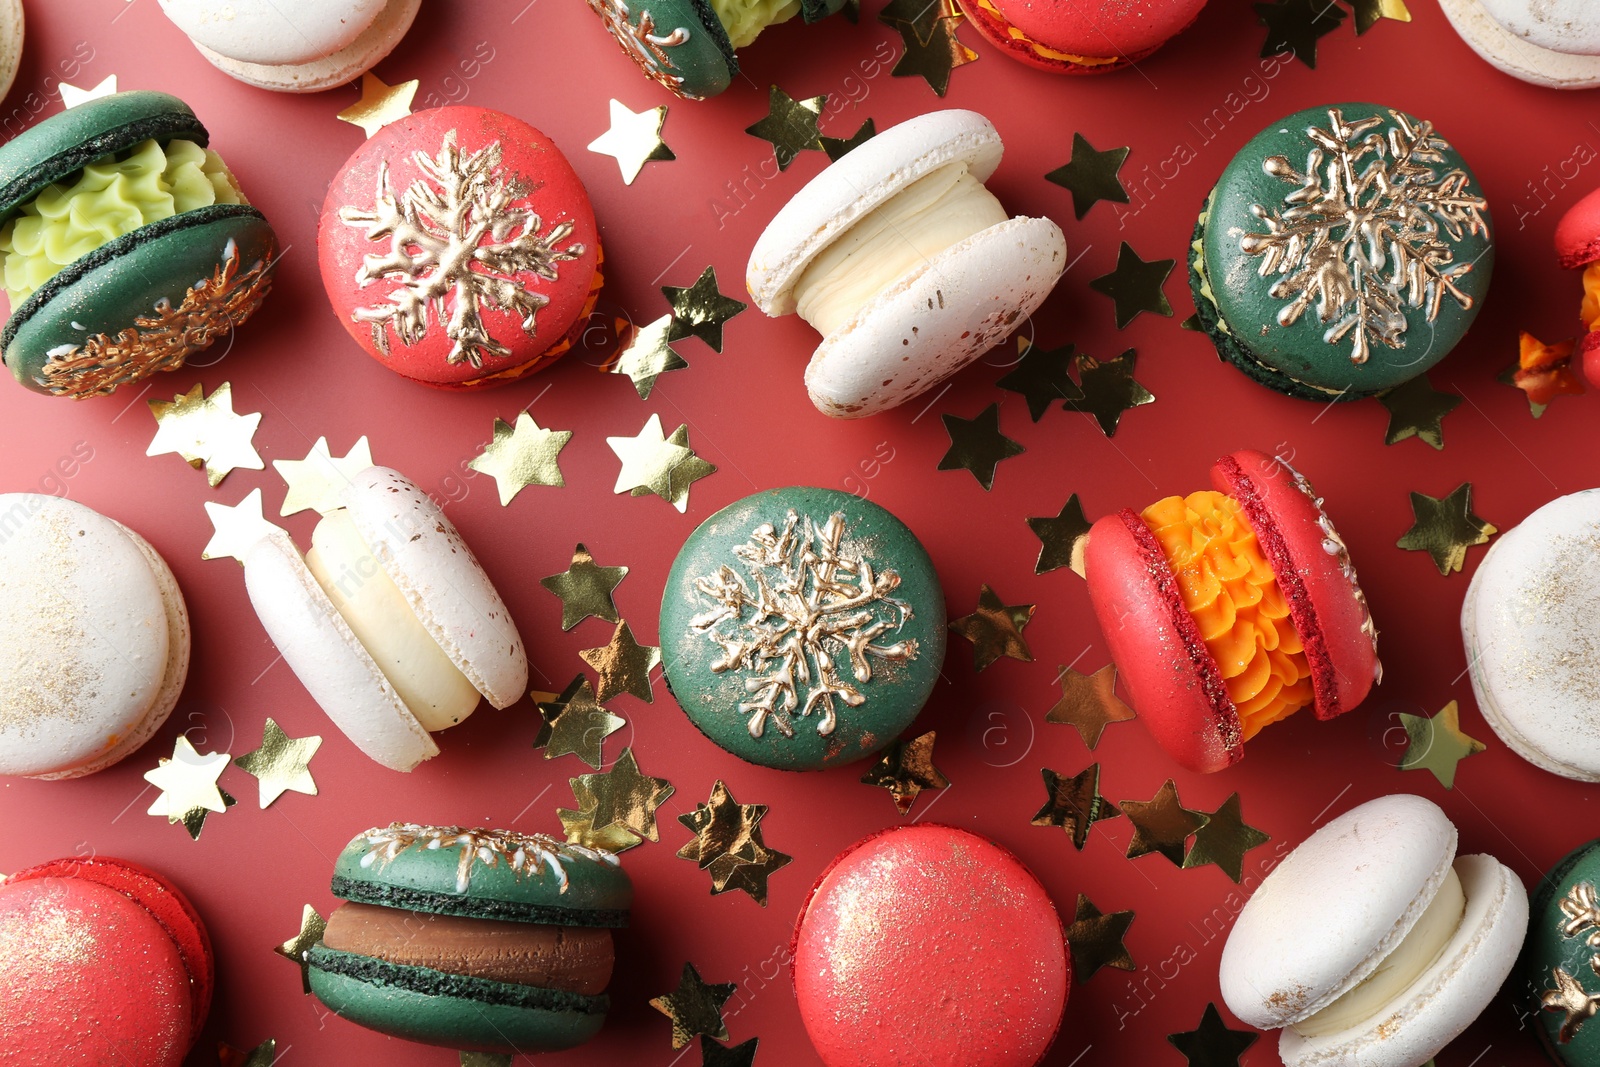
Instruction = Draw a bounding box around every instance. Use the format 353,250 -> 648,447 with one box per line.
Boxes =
0,0 -> 22,105
1439,0 -> 1600,89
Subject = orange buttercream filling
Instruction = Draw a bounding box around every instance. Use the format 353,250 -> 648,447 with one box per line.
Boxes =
1582,262 -> 1600,334
975,0 -> 1120,65
1141,491 -> 1314,741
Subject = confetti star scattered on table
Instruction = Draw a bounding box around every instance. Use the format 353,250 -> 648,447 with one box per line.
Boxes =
580,620 -> 661,704
1378,374 -> 1461,450
1507,331 -> 1584,417
1069,350 -> 1155,437
145,736 -> 235,840
576,747 -> 675,843
535,676 -> 626,769
1168,1002 -> 1258,1067
889,4 -> 979,96
559,777 -> 644,853
663,266 -> 748,352
1090,242 -> 1174,328
997,337 -> 1083,422
938,402 -> 1024,490
640,423 -> 717,512
701,1036 -> 761,1067
610,413 -> 693,501
1182,793 -> 1271,882
542,544 -> 628,630
336,71 -> 417,137
1046,134 -> 1131,220
60,75 -> 117,108
821,117 -> 876,161
950,584 -> 1035,671
860,731 -> 950,815
605,314 -> 689,399
677,780 -> 792,905
588,98 -> 675,184
1027,494 -> 1093,577
745,85 -> 827,170
202,488 -> 279,564
147,381 -> 263,487
1399,700 -> 1487,789
458,1054 -> 511,1067
1348,0 -> 1411,35
1397,483 -> 1496,575
467,412 -> 572,505
234,718 -> 321,808
274,905 -> 326,994
1256,0 -> 1346,67
218,1038 -> 277,1067
1032,764 -> 1120,849
273,435 -> 373,517
1121,779 -> 1209,866
1064,894 -> 1137,983
652,962 -> 737,1049
879,0 -> 946,41
1047,664 -> 1136,749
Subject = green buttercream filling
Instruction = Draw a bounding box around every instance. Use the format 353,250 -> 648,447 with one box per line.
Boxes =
711,0 -> 802,47
0,138 -> 245,306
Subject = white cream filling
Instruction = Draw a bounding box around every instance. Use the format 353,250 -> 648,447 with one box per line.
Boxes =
306,510 -> 479,732
793,162 -> 1009,338
1292,867 -> 1466,1038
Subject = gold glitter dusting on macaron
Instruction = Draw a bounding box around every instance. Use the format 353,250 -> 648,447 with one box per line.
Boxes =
569,747 -> 675,844
1064,894 -> 1136,983
603,314 -> 689,398
1121,779 -> 1209,867
467,412 -> 574,505
202,488 -> 281,564
1397,700 -> 1486,789
1031,763 -> 1120,850
144,735 -> 235,840
58,75 -> 118,109
1377,374 -> 1462,450
1047,664 -> 1136,749
677,780 -> 792,905
273,436 -> 374,517
662,266 -> 748,352
1168,1002 -> 1258,1065
651,961 -> 736,1049
1069,350 -> 1156,438
1027,493 -> 1094,577
274,904 -> 327,994
938,402 -> 1024,490
233,718 -> 321,808
949,584 -> 1035,671
535,676 -> 626,769
1396,482 -> 1496,575
218,1038 -> 277,1067
0,900 -> 99,972
541,545 -> 629,631
580,620 -> 661,704
1181,793 -> 1271,882
744,86 -> 828,171
146,380 -> 264,488
336,71 -> 418,138
587,98 -> 675,185
860,730 -> 949,815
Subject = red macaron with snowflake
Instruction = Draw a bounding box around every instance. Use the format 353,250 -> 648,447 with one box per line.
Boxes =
318,106 -> 603,389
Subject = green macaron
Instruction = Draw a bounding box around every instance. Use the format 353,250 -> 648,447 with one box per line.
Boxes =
1190,102 -> 1493,401
307,823 -> 631,1055
0,90 -> 276,399
1525,838 -> 1600,1065
659,486 -> 946,771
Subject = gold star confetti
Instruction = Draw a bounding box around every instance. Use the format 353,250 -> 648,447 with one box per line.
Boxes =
1378,374 -> 1461,450
60,75 -> 117,108
1070,350 -> 1155,438
233,718 -> 321,809
1090,242 -> 1174,328
1032,764 -> 1120,849
1256,0 -> 1346,67
536,676 -> 626,769
336,71 -> 417,137
218,1038 -> 277,1067
574,747 -> 675,843
889,4 -> 979,96
605,314 -> 689,398
860,730 -> 949,815
1027,494 -> 1093,577
274,904 -> 326,994
202,488 -> 279,564
587,98 -> 675,184
1182,793 -> 1271,882
744,85 -> 827,170
938,402 -> 1024,490
1507,331 -> 1585,417
541,544 -> 628,630
663,266 -> 748,352
677,780 -> 792,905
1399,700 -> 1487,789
459,1055 -> 511,1067
145,735 -> 234,840
821,117 -> 876,162
1047,664 -> 1136,749
273,436 -> 373,517
700,1036 -> 760,1067
609,412 -> 691,495
1168,1003 -> 1258,1066
580,620 -> 661,704
637,423 -> 717,513
1349,0 -> 1410,35
147,381 -> 263,487
1121,779 -> 1209,866
997,337 -> 1083,422
879,0 -> 946,42
467,412 -> 572,505
559,777 -> 644,853
651,962 -> 737,1049
949,584 -> 1035,671
1065,894 -> 1136,983
1046,134 -> 1131,220
1397,483 -> 1496,575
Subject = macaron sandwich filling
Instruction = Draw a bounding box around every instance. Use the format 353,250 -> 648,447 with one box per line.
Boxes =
714,0 -> 807,46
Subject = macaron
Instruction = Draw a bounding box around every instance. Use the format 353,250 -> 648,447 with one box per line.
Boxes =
1439,0 -> 1600,90
0,855 -> 214,1066
961,0 -> 1208,74
1084,449 -> 1379,773
1554,187 -> 1600,384
158,0 -> 421,93
584,0 -> 851,99
747,109 -> 1066,418
307,822 -> 630,1053
243,466 -> 527,772
1219,794 -> 1526,1067
0,493 -> 190,779
0,90 -> 277,399
1524,837 -> 1600,1063
792,824 -> 1069,1067
659,486 -> 946,771
1189,103 -> 1493,401
319,105 -> 603,389
0,0 -> 22,104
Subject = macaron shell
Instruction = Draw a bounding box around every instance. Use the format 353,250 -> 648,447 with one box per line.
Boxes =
582,0 -> 735,100
1440,0 -> 1600,89
1477,0 -> 1600,53
974,0 -> 1207,62
0,0 -> 21,104
1524,837 -> 1600,1064
1555,186 -> 1600,269
189,0 -> 421,94
158,0 -> 384,64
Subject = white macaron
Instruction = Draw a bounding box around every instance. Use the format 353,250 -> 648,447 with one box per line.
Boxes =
0,494 -> 190,779
157,0 -> 421,94
1439,0 -> 1600,90
1220,794 -> 1526,1067
0,0 -> 22,105
243,466 -> 527,772
747,109 -> 1067,419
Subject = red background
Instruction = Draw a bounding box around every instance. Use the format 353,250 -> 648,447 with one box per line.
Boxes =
0,1 -> 1595,1065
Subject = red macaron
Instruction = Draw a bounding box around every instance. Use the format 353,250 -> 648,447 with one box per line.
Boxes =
960,0 -> 1207,74
1084,449 -> 1380,774
0,856 -> 214,1065
1553,186 -> 1600,383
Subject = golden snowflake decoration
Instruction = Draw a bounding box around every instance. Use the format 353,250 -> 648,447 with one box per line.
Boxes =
689,510 -> 919,740
356,822 -> 618,895
584,0 -> 697,99
339,132 -> 584,369
1240,107 -> 1489,366
1544,881 -> 1600,1043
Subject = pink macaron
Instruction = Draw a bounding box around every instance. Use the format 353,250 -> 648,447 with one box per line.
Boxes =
960,0 -> 1208,74
1554,186 -> 1600,383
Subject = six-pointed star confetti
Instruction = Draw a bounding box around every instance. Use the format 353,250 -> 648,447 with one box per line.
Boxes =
535,676 -> 627,769
1378,374 -> 1462,450
202,488 -> 279,563
273,435 -> 373,516
1168,1002 -> 1258,1067
147,381 -> 263,487
541,544 -> 629,630
1399,699 -> 1487,789
949,584 -> 1036,671
651,962 -> 736,1049
676,780 -> 792,905
1182,793 -> 1271,882
467,412 -> 573,505
580,620 -> 661,703
939,402 -> 1025,490
745,85 -> 827,169
1120,779 -> 1209,866
1089,242 -> 1175,328
1027,494 -> 1094,577
1069,349 -> 1156,437
1397,483 -> 1497,575
588,98 -> 675,184
1046,134 -> 1131,219
233,718 -> 321,808
997,338 -> 1083,421
663,266 -> 748,352
1047,664 -> 1137,749
860,730 -> 950,814
336,71 -> 417,137
274,904 -> 327,994
145,735 -> 236,840
605,314 -> 690,398
1064,894 -> 1137,983
1032,763 -> 1121,849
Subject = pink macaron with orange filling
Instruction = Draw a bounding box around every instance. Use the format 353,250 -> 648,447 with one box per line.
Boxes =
1554,186 -> 1600,384
960,0 -> 1208,74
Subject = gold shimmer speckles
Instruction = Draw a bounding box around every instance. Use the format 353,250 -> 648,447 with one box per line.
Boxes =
565,747 -> 675,848
1069,349 -> 1156,438
587,98 -> 675,185
938,402 -> 1024,490
273,436 -> 374,517
580,620 -> 661,704
202,488 -> 280,564
274,904 -> 327,994
744,85 -> 828,170
1398,700 -> 1487,789
535,676 -> 626,770
1045,134 -> 1131,220
335,71 -> 418,137
663,266 -> 748,353
233,718 -> 321,809
541,544 -> 629,631
1182,793 -> 1271,882
144,735 -> 235,840
1064,894 -> 1137,983
608,413 -> 716,511
651,961 -> 737,1049
886,0 -> 978,97
1396,483 -> 1497,575
467,413 -> 573,505
1090,242 -> 1175,328
676,780 -> 792,905
1378,374 -> 1462,450
1168,1002 -> 1258,1066
218,1038 -> 277,1067
860,730 -> 949,815
59,75 -> 118,108
604,314 -> 689,398
997,338 -> 1084,422
1121,779 -> 1209,867
700,1036 -> 761,1067
949,585 -> 1035,671
1047,664 -> 1136,749
146,381 -> 263,487
1256,0 -> 1346,67
1027,494 -> 1094,578
1032,764 -> 1120,850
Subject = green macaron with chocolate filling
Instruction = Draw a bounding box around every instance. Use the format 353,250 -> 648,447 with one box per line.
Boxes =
0,90 -> 276,399
306,823 -> 630,1054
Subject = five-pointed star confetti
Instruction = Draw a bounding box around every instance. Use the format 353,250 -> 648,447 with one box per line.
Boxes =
458,1054 -> 512,1067
1256,0 -> 1347,67
541,544 -> 629,630
1027,494 -> 1094,577
652,962 -> 737,1050
535,676 -> 626,769
274,904 -> 327,994
1065,894 -> 1137,983
1121,779 -> 1209,866
879,0 -> 946,42
676,780 -> 792,905
145,736 -> 235,840
1397,483 -> 1497,575
1348,0 -> 1410,35
1399,700 -> 1487,789
218,1038 -> 277,1067
1070,350 -> 1156,437
580,620 -> 661,704
1090,243 -> 1175,328
605,314 -> 690,398
1508,331 -> 1585,416
559,777 -> 645,853
663,266 -> 748,352
587,98 -> 675,184
633,422 -> 717,512
273,436 -> 373,517
60,75 -> 118,108
202,488 -> 280,564
1047,664 -> 1137,749
609,413 -> 691,498
1168,1002 -> 1258,1067
147,381 -> 263,487
1032,764 -> 1121,849
1046,134 -> 1131,219
949,585 -> 1036,671
1182,793 -> 1271,882
821,117 -> 876,161
233,718 -> 321,808
1378,374 -> 1462,450
889,4 -> 979,96
997,337 -> 1084,422
700,1036 -> 761,1067
575,747 -> 675,843
467,412 -> 573,505
938,402 -> 1025,490
860,731 -> 950,814
336,71 -> 418,137
745,85 -> 827,170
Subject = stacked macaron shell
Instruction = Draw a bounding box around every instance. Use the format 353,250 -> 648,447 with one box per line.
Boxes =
0,856 -> 214,1066
243,466 -> 527,772
792,824 -> 1069,1067
1440,0 -> 1600,89
1524,837 -> 1600,1064
0,90 -> 277,399
747,110 -> 1066,418
318,106 -> 603,389
1555,187 -> 1600,384
0,493 -> 190,779
307,823 -> 631,1053
1084,449 -> 1379,773
962,0 -> 1208,74
0,0 -> 20,103
1220,795 -> 1527,1067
